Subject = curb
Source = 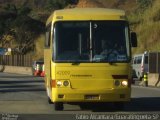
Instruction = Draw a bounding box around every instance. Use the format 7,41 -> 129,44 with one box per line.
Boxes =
1,65 -> 32,75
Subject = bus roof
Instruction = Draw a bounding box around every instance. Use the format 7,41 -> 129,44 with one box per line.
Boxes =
46,8 -> 126,26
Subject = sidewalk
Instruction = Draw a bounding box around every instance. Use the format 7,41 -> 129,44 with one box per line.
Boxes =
133,78 -> 160,88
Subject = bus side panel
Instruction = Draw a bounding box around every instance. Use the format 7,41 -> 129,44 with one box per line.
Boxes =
44,49 -> 52,97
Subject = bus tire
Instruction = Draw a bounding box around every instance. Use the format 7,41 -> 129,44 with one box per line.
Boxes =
54,102 -> 63,111
114,102 -> 124,110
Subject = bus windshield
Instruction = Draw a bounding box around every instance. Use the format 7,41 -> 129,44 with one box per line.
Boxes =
53,21 -> 130,63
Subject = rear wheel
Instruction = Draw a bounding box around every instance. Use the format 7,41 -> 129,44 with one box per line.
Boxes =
54,102 -> 64,111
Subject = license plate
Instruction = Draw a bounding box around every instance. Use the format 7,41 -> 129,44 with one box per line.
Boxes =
85,95 -> 99,100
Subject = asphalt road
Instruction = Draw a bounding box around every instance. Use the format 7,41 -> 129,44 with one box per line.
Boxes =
0,72 -> 160,120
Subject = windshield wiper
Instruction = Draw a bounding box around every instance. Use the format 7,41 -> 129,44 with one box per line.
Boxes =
71,61 -> 81,65
72,63 -> 80,65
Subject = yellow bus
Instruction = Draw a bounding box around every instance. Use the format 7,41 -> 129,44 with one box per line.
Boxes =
44,8 -> 137,110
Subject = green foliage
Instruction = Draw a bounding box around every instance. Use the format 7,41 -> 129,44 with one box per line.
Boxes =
46,0 -> 75,11
0,0 -> 76,54
0,11 -> 16,42
13,15 -> 44,42
137,0 -> 153,13
18,6 -> 31,16
3,4 -> 17,13
131,0 -> 160,54
12,14 -> 45,54
0,0 -> 102,55
0,20 -> 5,36
0,3 -> 45,54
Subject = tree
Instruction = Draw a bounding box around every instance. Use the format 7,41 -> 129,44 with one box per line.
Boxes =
3,3 -> 18,16
0,11 -> 16,46
13,15 -> 45,54
18,6 -> 31,16
1,3 -> 45,54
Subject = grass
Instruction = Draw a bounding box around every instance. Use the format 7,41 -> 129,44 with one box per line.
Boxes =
130,0 -> 160,54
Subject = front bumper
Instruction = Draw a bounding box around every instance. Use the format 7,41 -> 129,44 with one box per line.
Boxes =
51,88 -> 131,102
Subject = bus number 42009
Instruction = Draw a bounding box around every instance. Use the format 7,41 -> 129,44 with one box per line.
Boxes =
56,71 -> 70,75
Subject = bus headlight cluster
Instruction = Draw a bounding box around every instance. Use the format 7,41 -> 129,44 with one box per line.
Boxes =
114,80 -> 120,86
63,80 -> 69,86
114,80 -> 128,87
57,81 -> 62,87
56,80 -> 70,87
122,80 -> 128,86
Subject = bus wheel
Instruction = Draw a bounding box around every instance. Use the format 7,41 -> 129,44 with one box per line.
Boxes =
54,102 -> 64,111
114,102 -> 124,110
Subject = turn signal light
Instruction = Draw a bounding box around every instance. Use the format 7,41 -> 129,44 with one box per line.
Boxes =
51,80 -> 70,88
51,80 -> 56,88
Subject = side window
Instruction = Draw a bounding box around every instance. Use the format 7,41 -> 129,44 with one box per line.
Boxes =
133,57 -> 137,64
137,56 -> 142,64
45,24 -> 51,48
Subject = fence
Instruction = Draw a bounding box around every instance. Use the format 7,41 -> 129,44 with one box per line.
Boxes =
0,55 -> 32,67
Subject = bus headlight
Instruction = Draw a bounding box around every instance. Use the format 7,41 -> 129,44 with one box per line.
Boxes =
63,80 -> 69,87
114,80 -> 120,86
57,81 -> 62,87
122,81 -> 128,86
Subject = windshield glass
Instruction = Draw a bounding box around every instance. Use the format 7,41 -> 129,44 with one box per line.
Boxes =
53,21 -> 130,63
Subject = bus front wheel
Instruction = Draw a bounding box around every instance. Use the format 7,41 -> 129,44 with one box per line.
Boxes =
54,102 -> 64,111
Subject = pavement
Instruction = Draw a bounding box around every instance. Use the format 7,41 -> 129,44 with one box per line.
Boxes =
0,73 -> 160,120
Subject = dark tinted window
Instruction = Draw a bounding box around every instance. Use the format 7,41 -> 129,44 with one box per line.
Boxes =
54,22 -> 90,62
137,56 -> 142,64
53,21 -> 130,63
133,57 -> 137,64
45,24 -> 51,48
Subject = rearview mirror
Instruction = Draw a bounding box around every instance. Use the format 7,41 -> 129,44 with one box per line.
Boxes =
131,32 -> 137,47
